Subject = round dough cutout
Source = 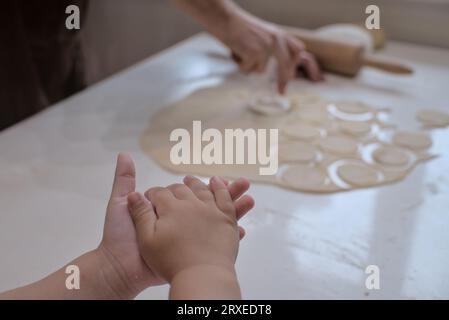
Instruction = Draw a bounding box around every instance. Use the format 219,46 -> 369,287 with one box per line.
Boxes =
372,146 -> 410,166
248,95 -> 291,115
339,121 -> 372,136
281,165 -> 329,191
319,135 -> 359,155
392,131 -> 432,150
337,162 -> 379,187
335,101 -> 371,114
278,141 -> 318,163
282,123 -> 321,140
416,109 -> 449,128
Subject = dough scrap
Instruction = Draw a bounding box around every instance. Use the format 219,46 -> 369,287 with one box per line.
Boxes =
281,165 -> 329,191
416,109 -> 449,128
337,162 -> 379,187
282,123 -> 321,140
319,135 -> 359,155
248,95 -> 291,116
372,146 -> 410,166
279,141 -> 317,163
392,131 -> 432,150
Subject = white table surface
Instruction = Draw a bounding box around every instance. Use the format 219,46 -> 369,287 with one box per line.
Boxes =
1,33 -> 449,299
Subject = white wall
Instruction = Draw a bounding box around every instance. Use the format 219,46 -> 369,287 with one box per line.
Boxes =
82,0 -> 449,84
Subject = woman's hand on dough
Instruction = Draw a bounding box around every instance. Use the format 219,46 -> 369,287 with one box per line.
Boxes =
224,14 -> 324,93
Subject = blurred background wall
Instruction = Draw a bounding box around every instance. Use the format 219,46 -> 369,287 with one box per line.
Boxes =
82,0 -> 449,85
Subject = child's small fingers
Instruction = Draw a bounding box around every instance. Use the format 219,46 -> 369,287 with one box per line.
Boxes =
127,192 -> 157,237
226,177 -> 250,201
144,187 -> 176,212
166,183 -> 195,200
218,177 -> 229,186
184,175 -> 214,202
239,226 -> 246,240
235,195 -> 255,220
210,176 -> 235,217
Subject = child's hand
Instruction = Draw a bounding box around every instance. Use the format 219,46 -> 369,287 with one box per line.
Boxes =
98,154 -> 253,298
127,176 -> 241,283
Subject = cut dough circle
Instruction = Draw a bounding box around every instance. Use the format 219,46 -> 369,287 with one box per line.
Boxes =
339,121 -> 372,136
319,135 -> 359,155
281,165 -> 329,191
278,141 -> 317,163
282,123 -> 321,140
248,95 -> 291,115
392,131 -> 432,150
335,101 -> 371,114
372,146 -> 410,166
298,109 -> 330,124
337,162 -> 379,187
416,109 -> 449,128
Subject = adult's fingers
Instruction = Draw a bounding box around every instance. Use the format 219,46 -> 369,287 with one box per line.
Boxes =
274,35 -> 295,95
298,51 -> 324,82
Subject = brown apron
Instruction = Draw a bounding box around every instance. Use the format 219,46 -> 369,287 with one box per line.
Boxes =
0,0 -> 89,131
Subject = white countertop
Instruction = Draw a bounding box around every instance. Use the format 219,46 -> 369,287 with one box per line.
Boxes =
1,33 -> 449,299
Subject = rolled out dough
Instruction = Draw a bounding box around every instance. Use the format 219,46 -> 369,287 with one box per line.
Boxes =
140,84 -> 436,194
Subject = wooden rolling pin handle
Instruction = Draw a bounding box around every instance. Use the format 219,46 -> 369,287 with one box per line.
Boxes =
362,55 -> 414,75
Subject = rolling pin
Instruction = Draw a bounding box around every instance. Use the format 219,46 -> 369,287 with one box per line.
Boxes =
283,26 -> 413,76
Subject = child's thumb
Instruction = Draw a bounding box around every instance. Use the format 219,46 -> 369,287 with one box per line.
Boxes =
127,192 -> 156,238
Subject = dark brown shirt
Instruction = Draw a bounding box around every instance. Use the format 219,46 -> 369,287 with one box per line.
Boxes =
0,0 -> 89,131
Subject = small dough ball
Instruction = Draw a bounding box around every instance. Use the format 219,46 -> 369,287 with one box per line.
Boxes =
392,131 -> 432,150
282,123 -> 321,140
319,135 -> 359,155
279,141 -> 317,163
372,146 -> 410,166
281,165 -> 329,191
416,109 -> 449,128
337,162 -> 379,187
335,101 -> 371,114
339,121 -> 372,136
248,95 -> 291,116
